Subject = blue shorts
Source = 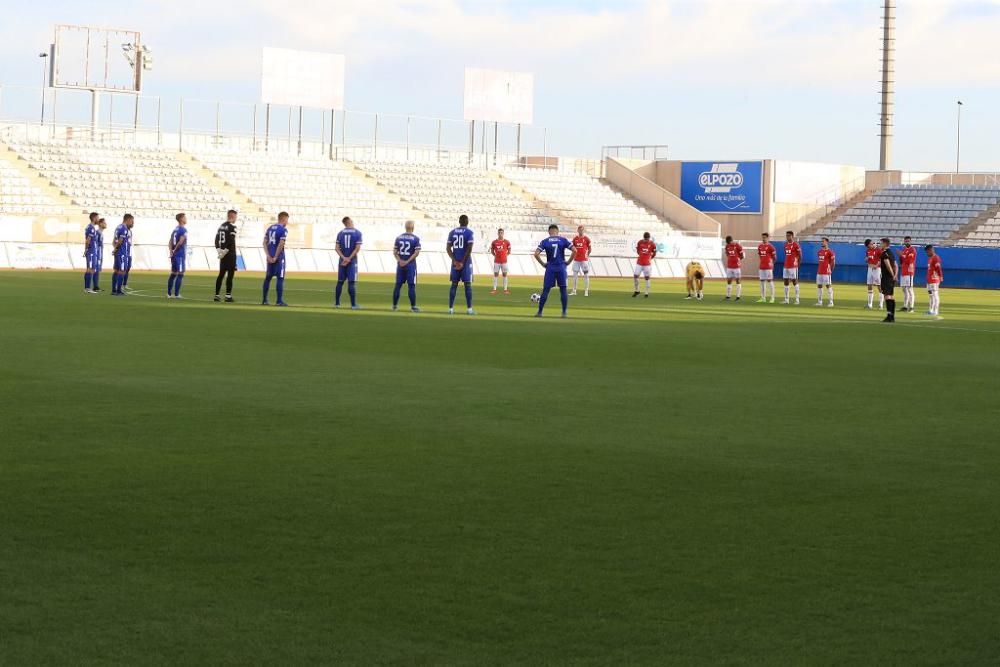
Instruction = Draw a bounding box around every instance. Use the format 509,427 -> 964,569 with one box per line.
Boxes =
265,256 -> 286,279
543,266 -> 568,291
113,254 -> 130,272
338,260 -> 358,282
85,253 -> 98,271
396,263 -> 417,286
449,259 -> 473,283
170,254 -> 186,274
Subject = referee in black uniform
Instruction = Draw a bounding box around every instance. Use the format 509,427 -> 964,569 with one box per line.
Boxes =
214,209 -> 239,302
879,237 -> 897,323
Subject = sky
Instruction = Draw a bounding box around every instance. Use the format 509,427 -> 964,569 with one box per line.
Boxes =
1,0 -> 998,171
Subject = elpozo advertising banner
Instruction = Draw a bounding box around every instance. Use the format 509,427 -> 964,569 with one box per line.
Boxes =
680,161 -> 763,214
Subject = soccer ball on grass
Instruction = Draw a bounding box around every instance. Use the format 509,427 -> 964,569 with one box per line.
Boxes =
530,293 -> 541,303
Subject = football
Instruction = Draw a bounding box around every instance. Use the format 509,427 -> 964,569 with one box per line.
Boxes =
530,293 -> 541,303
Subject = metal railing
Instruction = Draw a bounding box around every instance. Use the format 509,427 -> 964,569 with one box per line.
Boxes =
772,173 -> 869,233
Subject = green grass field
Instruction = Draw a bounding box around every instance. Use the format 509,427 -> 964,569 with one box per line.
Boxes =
2,270 -> 999,665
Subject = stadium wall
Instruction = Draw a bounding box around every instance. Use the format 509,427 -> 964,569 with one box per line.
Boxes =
792,242 -> 1000,289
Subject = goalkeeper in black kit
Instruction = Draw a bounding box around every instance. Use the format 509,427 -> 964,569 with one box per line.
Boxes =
214,209 -> 239,302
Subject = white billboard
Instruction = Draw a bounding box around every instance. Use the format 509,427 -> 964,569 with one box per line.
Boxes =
463,68 -> 533,124
261,47 -> 345,110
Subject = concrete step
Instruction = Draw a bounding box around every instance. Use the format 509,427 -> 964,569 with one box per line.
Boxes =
343,160 -> 435,225
0,139 -> 82,216
175,150 -> 266,218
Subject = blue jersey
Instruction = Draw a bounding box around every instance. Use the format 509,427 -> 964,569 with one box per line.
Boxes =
170,225 -> 187,256
537,235 -> 573,268
265,224 -> 288,258
447,226 -> 474,262
114,223 -> 132,257
337,228 -> 363,261
94,229 -> 104,260
394,233 -> 421,261
84,223 -> 97,255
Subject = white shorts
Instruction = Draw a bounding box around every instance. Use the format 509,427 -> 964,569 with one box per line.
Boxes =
493,262 -> 508,274
572,260 -> 590,275
782,267 -> 798,281
900,275 -> 913,287
634,264 -> 652,278
816,274 -> 832,286
725,268 -> 742,280
927,282 -> 940,292
866,266 -> 881,285
758,269 -> 773,281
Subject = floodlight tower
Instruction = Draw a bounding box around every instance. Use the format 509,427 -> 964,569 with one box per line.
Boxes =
878,0 -> 895,170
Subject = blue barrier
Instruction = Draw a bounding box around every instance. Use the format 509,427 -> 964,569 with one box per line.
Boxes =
774,242 -> 1000,289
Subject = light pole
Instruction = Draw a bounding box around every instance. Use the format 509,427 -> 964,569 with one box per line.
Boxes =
955,100 -> 963,174
38,52 -> 48,124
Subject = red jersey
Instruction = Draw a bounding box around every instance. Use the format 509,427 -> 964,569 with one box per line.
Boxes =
636,239 -> 657,266
783,241 -> 802,268
572,235 -> 592,262
724,242 -> 744,269
926,255 -> 943,284
865,246 -> 880,267
817,248 -> 836,275
899,245 -> 917,276
757,242 -> 776,270
490,238 -> 511,264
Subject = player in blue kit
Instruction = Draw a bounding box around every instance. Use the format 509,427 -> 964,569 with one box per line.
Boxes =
335,216 -> 363,309
261,212 -> 289,306
447,214 -> 475,315
83,211 -> 99,293
92,217 -> 106,292
533,224 -> 573,318
167,212 -> 188,299
392,220 -> 421,312
110,214 -> 134,296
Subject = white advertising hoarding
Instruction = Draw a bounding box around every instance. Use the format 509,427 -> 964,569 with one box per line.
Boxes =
463,68 -> 534,124
261,47 -> 345,110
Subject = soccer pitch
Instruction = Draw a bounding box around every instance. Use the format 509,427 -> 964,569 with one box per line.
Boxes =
2,270 -> 999,664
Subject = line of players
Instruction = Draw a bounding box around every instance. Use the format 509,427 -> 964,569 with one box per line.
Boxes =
711,231 -> 944,317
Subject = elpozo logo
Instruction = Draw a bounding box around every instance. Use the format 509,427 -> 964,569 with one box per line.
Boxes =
697,164 -> 743,193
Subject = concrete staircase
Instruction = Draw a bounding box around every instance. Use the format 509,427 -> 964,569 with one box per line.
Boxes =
492,171 -> 580,231
799,189 -> 872,239
0,139 -> 81,215
948,199 -> 1000,243
601,179 -> 677,231
341,160 -> 435,226
176,150 -> 266,218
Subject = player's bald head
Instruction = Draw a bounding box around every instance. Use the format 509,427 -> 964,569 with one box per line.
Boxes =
405,220 -> 415,232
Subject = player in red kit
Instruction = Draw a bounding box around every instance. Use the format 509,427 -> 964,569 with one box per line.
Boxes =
570,225 -> 592,296
815,237 -> 836,307
489,228 -> 511,294
924,244 -> 943,318
898,235 -> 917,312
723,235 -> 745,301
633,232 -> 656,297
782,230 -> 801,304
756,232 -> 777,303
864,238 -> 884,309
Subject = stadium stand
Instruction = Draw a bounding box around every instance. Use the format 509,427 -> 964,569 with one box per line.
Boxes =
192,151 -> 423,226
359,161 -> 559,232
6,139 -> 244,220
957,214 -> 1000,247
502,167 -> 676,235
0,157 -> 63,215
808,184 -> 1000,244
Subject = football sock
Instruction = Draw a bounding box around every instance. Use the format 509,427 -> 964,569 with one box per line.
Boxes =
167,274 -> 176,296
448,284 -> 458,308
760,282 -> 766,298
84,273 -> 91,290
276,277 -> 284,303
633,276 -> 639,292
492,276 -> 498,290
215,272 -> 224,295
784,285 -> 790,300
584,275 -> 589,292
736,284 -> 742,298
262,276 -> 272,302
174,275 -> 183,297
348,281 -> 357,307
879,294 -> 885,309
408,283 -> 417,307
392,281 -> 402,307
572,275 -> 578,292
538,286 -> 550,314
464,283 -> 473,308
794,285 -> 800,299
503,276 -> 509,291
560,286 -> 568,314
123,272 -> 129,287
92,272 -> 100,290
726,284 -> 732,298
335,280 -> 345,306
867,291 -> 874,307
645,279 -> 651,295
829,287 -> 834,303
817,287 -> 823,303
225,271 -> 234,294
